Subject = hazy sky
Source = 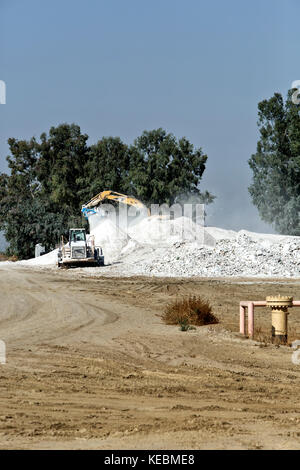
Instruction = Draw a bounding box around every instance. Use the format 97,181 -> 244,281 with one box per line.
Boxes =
0,0 -> 299,233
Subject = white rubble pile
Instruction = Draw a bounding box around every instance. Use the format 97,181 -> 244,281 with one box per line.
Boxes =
4,215 -> 300,277
121,232 -> 300,277
18,248 -> 59,266
0,249 -> 59,267
91,216 -> 300,277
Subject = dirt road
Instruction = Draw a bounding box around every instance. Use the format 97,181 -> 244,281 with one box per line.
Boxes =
0,265 -> 299,449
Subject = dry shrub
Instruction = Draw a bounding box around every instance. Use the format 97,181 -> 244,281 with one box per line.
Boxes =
162,295 -> 219,327
0,253 -> 18,262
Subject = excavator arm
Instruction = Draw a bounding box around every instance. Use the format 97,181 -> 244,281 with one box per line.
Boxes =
82,190 -> 149,216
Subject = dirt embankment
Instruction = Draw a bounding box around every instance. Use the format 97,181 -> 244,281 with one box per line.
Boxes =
0,266 -> 299,449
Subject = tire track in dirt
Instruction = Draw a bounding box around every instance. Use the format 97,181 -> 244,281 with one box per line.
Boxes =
0,266 -> 299,449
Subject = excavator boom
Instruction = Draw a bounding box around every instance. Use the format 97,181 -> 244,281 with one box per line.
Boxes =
82,190 -> 148,213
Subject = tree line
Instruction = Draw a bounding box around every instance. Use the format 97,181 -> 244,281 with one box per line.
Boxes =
0,125 -> 213,258
2,90 -> 298,260
249,90 -> 300,235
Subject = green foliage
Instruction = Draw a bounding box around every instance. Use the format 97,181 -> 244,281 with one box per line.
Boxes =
178,319 -> 196,332
179,319 -> 191,331
0,124 -> 88,259
0,125 -> 213,259
4,199 -> 66,259
249,91 -> 300,234
84,137 -> 131,201
37,123 -> 89,210
128,128 -> 213,205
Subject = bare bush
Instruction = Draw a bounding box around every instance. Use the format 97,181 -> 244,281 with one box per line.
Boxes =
162,295 -> 219,327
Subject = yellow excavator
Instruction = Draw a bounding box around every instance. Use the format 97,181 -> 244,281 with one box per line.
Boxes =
57,191 -> 148,268
81,190 -> 150,217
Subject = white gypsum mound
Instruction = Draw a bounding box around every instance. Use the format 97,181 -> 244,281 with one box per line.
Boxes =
3,214 -> 300,277
88,214 -> 300,277
0,249 -> 59,267
118,231 -> 300,277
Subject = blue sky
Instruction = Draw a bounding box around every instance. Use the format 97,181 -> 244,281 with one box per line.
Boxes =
0,0 -> 299,233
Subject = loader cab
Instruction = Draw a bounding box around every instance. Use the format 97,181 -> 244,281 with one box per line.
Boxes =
58,228 -> 104,267
69,228 -> 86,244
69,228 -> 87,260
